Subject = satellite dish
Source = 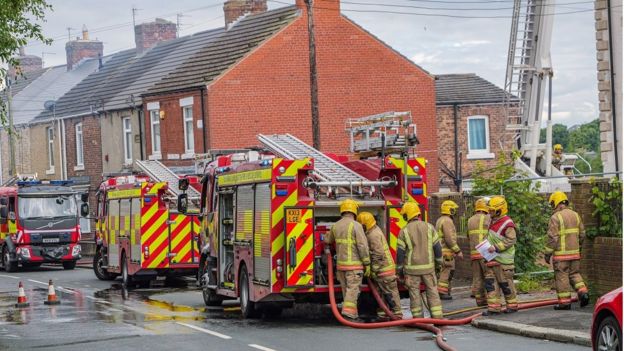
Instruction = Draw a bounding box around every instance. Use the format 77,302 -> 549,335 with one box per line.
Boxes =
43,100 -> 56,111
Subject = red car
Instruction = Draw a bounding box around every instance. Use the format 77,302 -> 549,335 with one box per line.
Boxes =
592,287 -> 622,351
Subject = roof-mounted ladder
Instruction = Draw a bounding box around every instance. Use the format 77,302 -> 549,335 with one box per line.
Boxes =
134,160 -> 200,199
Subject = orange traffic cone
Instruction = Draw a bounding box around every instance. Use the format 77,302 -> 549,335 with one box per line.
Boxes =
44,279 -> 60,305
15,281 -> 30,308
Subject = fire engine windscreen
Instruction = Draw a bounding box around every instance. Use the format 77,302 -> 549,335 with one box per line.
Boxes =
18,196 -> 78,229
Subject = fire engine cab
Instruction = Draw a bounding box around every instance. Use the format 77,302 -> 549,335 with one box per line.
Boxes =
178,112 -> 428,318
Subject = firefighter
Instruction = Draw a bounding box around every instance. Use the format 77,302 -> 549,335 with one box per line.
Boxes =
545,191 -> 590,310
468,198 -> 491,306
436,200 -> 462,300
357,212 -> 403,320
552,144 -> 563,170
483,196 -> 518,315
397,202 -> 443,319
324,199 -> 371,322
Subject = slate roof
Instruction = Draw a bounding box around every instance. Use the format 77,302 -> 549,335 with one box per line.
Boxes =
147,5 -> 300,94
435,73 -> 516,105
1,68 -> 49,99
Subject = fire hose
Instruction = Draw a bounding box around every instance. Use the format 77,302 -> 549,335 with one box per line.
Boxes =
326,252 -> 574,351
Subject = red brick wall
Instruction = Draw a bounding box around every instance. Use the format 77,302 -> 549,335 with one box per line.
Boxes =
580,237 -> 622,296
436,104 -> 516,189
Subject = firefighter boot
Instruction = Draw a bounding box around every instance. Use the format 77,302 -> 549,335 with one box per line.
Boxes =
579,293 -> 590,308
553,304 -> 572,311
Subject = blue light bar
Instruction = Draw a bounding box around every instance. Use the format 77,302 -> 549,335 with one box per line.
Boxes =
17,180 -> 42,187
50,180 -> 74,186
276,190 -> 288,196
411,189 -> 423,195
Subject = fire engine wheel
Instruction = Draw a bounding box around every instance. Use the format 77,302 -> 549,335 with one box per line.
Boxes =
93,248 -> 117,281
201,258 -> 223,306
121,254 -> 134,288
2,246 -> 17,273
239,266 -> 259,319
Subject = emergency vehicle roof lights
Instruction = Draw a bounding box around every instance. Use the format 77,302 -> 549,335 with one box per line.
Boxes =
16,180 -> 42,186
259,159 -> 271,167
50,180 -> 74,186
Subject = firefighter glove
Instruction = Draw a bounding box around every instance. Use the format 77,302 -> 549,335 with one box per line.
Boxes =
364,265 -> 371,278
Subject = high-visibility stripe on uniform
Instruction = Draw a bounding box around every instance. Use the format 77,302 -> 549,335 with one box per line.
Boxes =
469,215 -> 488,259
553,213 -> 581,260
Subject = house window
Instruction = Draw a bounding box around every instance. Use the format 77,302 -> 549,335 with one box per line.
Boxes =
75,123 -> 84,169
46,127 -> 54,171
467,116 -> 494,159
122,117 -> 132,165
182,106 -> 194,154
150,110 -> 161,155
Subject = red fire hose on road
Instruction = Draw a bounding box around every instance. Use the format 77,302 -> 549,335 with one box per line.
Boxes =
326,252 -> 572,351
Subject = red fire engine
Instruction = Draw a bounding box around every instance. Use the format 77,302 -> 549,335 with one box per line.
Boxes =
0,180 -> 89,272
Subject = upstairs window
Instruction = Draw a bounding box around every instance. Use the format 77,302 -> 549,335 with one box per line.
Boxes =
46,127 -> 55,171
182,106 -> 194,154
122,117 -> 132,165
150,110 -> 161,155
75,123 -> 84,168
467,116 -> 494,159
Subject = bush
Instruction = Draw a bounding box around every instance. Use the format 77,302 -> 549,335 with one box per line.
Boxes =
471,152 -> 549,273
588,177 -> 622,238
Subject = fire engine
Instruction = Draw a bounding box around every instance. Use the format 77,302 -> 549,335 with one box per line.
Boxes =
0,179 -> 89,272
178,112 -> 429,318
93,169 -> 201,287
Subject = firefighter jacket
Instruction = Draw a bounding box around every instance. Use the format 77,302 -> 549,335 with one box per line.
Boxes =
436,215 -> 460,257
545,207 -> 585,261
468,213 -> 490,260
366,225 -> 395,277
397,220 -> 442,276
325,216 -> 370,271
487,215 -> 516,266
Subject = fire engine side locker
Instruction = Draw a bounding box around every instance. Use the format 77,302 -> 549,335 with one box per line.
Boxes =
167,212 -> 199,266
283,206 -> 314,288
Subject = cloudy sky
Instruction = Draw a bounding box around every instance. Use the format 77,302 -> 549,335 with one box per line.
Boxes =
21,0 -> 604,126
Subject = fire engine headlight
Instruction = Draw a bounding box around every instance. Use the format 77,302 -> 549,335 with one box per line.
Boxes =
278,166 -> 285,174
72,245 -> 81,257
412,165 -> 419,173
18,248 -> 31,259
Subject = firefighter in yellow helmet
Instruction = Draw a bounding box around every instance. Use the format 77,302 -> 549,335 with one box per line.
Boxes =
552,144 -> 563,170
468,198 -> 491,306
483,196 -> 518,315
357,212 -> 403,320
324,199 -> 370,322
436,200 -> 462,300
397,202 -> 443,319
545,191 -> 589,310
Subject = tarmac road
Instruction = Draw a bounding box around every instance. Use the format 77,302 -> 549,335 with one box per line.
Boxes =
0,266 -> 590,351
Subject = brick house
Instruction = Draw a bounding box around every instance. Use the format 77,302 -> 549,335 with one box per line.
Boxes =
143,0 -> 439,189
434,73 -> 517,191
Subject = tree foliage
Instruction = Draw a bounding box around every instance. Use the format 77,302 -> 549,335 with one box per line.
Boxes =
471,152 -> 550,272
588,177 -> 623,238
539,123 -> 569,148
568,119 -> 600,153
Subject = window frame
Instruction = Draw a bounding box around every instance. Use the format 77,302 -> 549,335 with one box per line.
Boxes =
182,105 -> 194,155
122,117 -> 133,165
466,115 -> 494,160
149,109 -> 161,157
46,127 -> 55,172
75,122 -> 84,169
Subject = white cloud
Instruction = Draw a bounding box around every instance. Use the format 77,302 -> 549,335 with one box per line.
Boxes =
410,52 -> 439,65
452,40 -> 491,48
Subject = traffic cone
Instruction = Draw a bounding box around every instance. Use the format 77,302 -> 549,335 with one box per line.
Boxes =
15,282 -> 30,308
44,279 -> 60,305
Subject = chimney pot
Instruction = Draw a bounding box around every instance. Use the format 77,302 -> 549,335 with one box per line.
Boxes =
66,26 -> 103,71
224,0 -> 267,28
82,24 -> 89,40
8,47 -> 43,77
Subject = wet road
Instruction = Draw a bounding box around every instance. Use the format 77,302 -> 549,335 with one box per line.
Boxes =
0,266 -> 589,351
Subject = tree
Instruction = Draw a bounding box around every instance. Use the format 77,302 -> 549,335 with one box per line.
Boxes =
539,123 -> 569,148
0,0 -> 52,124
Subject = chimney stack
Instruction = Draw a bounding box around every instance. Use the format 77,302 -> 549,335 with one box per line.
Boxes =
224,0 -> 267,28
65,25 -> 103,71
8,47 -> 43,78
134,18 -> 177,54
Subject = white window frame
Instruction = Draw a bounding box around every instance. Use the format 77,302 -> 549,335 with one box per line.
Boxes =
149,109 -> 161,158
46,127 -> 55,174
466,115 -> 494,160
182,105 -> 194,156
74,123 -> 84,170
122,117 -> 133,165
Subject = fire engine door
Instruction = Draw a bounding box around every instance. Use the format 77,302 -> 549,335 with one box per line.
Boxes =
168,213 -> 197,265
284,207 -> 314,288
108,200 -> 120,268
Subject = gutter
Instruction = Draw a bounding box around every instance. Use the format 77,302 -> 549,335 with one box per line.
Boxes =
137,108 -> 145,160
200,86 -> 207,153
453,104 -> 461,191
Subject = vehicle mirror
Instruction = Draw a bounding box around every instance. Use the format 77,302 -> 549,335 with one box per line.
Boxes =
8,212 -> 16,221
81,203 -> 89,217
177,193 -> 188,214
179,178 -> 189,191
81,193 -> 89,203
0,198 -> 7,206
0,206 -> 7,219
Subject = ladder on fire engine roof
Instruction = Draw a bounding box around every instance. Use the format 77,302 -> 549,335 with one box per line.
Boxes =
258,133 -> 367,183
134,160 -> 201,199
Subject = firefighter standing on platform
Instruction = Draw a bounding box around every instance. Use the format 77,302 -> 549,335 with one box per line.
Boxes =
397,202 -> 444,319
436,200 -> 462,300
483,196 -> 519,315
324,199 -> 371,322
468,198 -> 491,306
357,212 -> 403,319
545,191 -> 590,310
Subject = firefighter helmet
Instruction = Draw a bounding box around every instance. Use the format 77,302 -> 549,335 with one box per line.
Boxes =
440,200 -> 459,216
357,212 -> 376,232
474,198 -> 489,213
549,191 -> 568,209
488,196 -> 508,217
554,144 -> 563,152
339,199 -> 360,216
400,202 -> 421,221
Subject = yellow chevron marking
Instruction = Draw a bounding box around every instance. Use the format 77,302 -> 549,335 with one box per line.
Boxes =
282,159 -> 309,177
148,245 -> 168,268
296,261 -> 314,286
147,182 -> 167,195
142,211 -> 167,244
141,202 -> 159,226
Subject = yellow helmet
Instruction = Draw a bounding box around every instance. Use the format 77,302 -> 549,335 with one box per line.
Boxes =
400,202 -> 421,221
474,198 -> 489,213
549,191 -> 568,209
440,200 -> 459,216
554,144 -> 563,151
488,196 -> 508,217
339,199 -> 359,216
357,212 -> 376,231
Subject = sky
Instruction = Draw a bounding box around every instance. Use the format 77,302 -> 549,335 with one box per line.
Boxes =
19,0 -> 605,127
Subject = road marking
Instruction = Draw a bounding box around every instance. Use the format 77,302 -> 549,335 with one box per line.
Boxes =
56,286 -> 76,295
249,344 -> 278,351
27,279 -> 48,286
175,322 -> 232,339
0,274 -> 19,279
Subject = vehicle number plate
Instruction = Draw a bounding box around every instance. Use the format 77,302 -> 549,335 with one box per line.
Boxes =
43,238 -> 60,243
286,209 -> 302,223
